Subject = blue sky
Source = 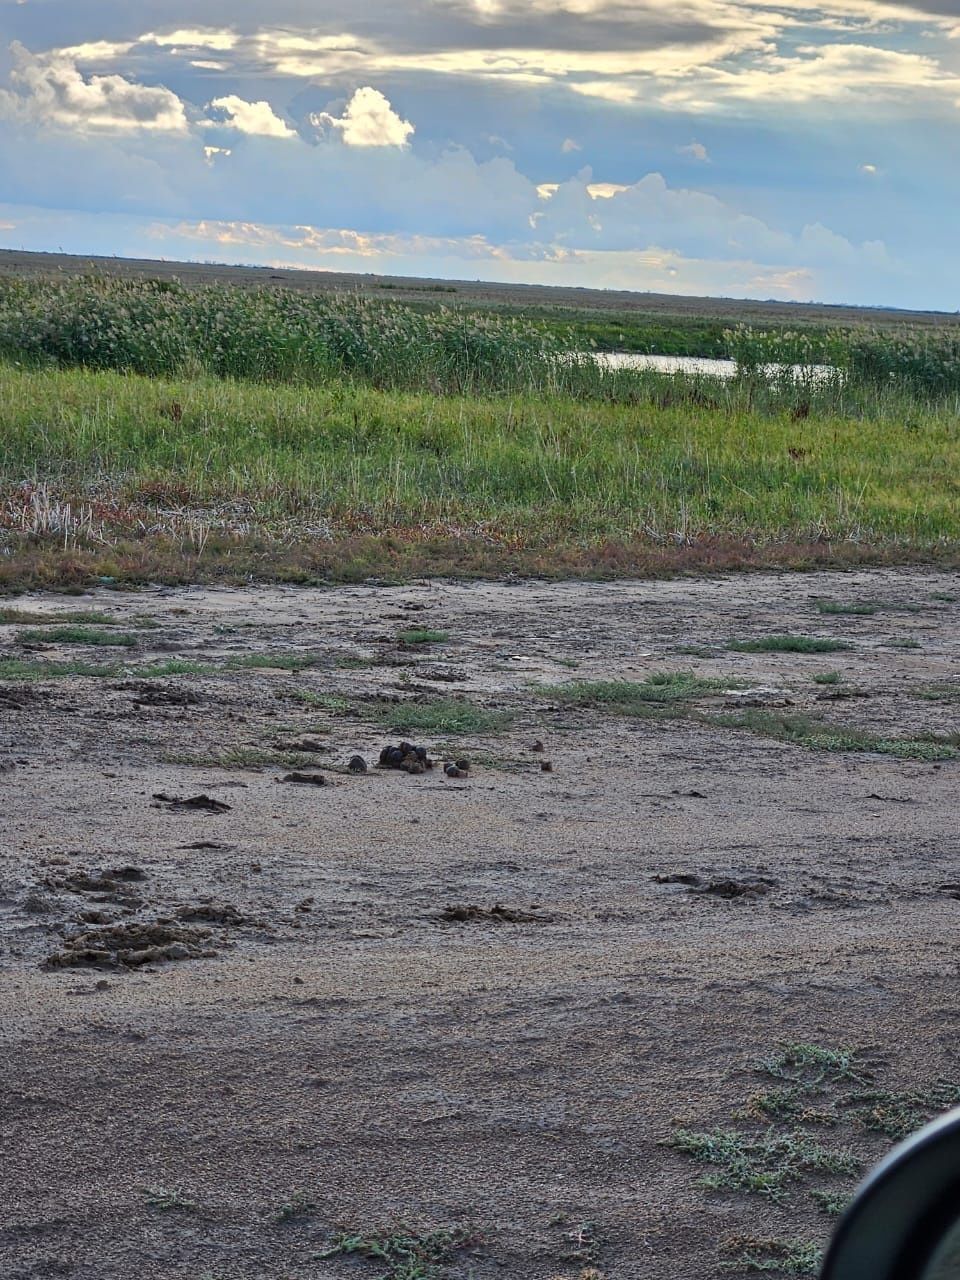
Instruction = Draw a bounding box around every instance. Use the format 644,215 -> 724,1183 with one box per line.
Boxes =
0,0 -> 958,309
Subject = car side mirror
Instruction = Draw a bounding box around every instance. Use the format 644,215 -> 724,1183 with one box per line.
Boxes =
822,1106 -> 960,1279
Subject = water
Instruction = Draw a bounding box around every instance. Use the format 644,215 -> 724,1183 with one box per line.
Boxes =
592,351 -> 839,383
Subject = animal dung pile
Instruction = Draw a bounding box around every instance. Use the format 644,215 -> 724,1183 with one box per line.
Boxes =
378,742 -> 433,774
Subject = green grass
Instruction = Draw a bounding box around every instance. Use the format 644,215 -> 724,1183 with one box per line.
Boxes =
0,656 -> 215,680
667,1127 -> 860,1201
0,608 -> 125,625
545,672 -> 735,717
919,683 -> 960,701
275,1191 -> 317,1223
397,629 -> 449,645
144,1187 -> 197,1213
814,599 -> 879,616
162,747 -> 328,771
727,636 -> 852,654
711,709 -> 960,759
812,671 -> 842,685
318,1226 -> 472,1279
4,363 -> 960,590
810,1189 -> 851,1218
385,698 -> 511,735
847,1083 -> 960,1140
722,1237 -> 823,1275
222,652 -> 324,672
672,1043 -> 960,1275
18,624 -> 138,646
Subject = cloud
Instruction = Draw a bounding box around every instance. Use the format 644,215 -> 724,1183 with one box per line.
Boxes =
678,141 -> 710,161
207,94 -> 295,138
142,29 -> 240,52
312,86 -> 414,147
0,42 -> 189,131
859,161 -> 879,173
561,136 -> 581,152
658,42 -> 960,111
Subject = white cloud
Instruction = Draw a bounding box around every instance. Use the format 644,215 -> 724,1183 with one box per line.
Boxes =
678,141 -> 710,161
0,43 -> 189,132
660,42 -> 960,111
859,161 -> 879,173
312,86 -> 414,147
207,94 -> 295,138
561,137 -> 582,153
587,182 -> 629,198
569,80 -> 639,103
57,41 -> 136,62
142,29 -> 240,52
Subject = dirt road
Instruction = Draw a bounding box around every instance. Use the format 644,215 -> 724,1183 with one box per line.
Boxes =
2,569 -> 959,1279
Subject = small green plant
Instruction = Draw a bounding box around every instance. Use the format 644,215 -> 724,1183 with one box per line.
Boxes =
890,637 -> 922,650
144,1186 -> 197,1213
812,671 -> 842,685
561,1220 -> 601,1264
757,1043 -> 865,1087
811,1189 -> 850,1217
667,1127 -> 860,1201
727,636 -> 852,654
318,1225 -> 472,1279
848,1083 -> 960,1140
814,600 -> 879,616
397,629 -> 449,646
275,1190 -> 317,1223
385,699 -> 511,734
722,1236 -> 823,1275
19,625 -> 138,646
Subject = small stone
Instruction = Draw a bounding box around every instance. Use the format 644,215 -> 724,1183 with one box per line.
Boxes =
348,755 -> 368,773
530,740 -> 545,753
454,758 -> 470,772
445,764 -> 467,779
540,760 -> 553,772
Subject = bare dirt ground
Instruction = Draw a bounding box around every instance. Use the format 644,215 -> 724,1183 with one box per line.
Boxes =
3,568 -> 960,1280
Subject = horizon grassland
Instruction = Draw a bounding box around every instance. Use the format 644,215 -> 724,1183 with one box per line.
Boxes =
2,254 -> 960,591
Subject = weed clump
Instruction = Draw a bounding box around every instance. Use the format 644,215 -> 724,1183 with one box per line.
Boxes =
546,672 -> 735,717
385,699 -> 511,735
18,625 -> 137,647
711,709 -> 960,760
727,636 -> 851,654
318,1225 -> 473,1279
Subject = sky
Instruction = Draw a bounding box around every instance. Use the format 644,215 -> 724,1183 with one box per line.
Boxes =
0,0 -> 958,310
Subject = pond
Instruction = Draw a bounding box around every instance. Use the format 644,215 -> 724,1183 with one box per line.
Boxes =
592,351 -> 839,382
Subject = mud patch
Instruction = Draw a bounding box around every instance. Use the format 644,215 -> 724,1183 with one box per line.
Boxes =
152,792 -> 231,813
176,901 -> 246,925
693,877 -> 777,900
43,921 -> 213,968
120,681 -> 206,708
439,903 -> 555,924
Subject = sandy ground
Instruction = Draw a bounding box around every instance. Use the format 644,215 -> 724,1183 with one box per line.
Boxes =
3,568 -> 960,1279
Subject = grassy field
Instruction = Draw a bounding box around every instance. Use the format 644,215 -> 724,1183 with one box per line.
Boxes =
1,361 -> 960,589
0,268 -> 959,590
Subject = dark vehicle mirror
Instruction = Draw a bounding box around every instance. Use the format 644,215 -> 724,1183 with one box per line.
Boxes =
822,1106 -> 960,1279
